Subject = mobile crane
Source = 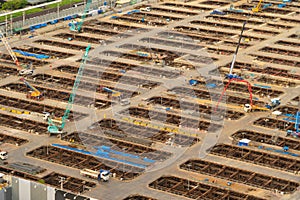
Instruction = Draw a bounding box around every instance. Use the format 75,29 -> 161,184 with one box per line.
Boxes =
20,78 -> 44,101
215,22 -> 271,112
47,44 -> 91,135
70,0 -> 92,32
286,98 -> 300,138
0,30 -> 21,69
286,111 -> 300,138
215,22 -> 253,111
0,30 -> 35,75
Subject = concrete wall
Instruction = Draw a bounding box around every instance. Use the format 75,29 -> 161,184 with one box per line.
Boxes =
3,176 -> 94,200
0,187 -> 12,200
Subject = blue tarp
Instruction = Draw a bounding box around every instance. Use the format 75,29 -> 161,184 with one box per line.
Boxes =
263,3 -> 272,9
96,145 -> 155,163
206,83 -> 217,88
278,3 -> 286,8
13,49 -> 50,59
50,19 -> 58,24
226,74 -> 243,80
210,9 -> 226,15
30,23 -> 47,30
263,146 -> 299,157
284,114 -> 295,117
283,118 -> 296,123
189,79 -> 198,86
136,52 -> 148,57
127,9 -> 140,15
52,144 -> 148,168
254,84 -> 271,89
64,16 -> 72,21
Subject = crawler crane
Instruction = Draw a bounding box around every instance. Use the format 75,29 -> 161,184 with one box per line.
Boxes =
47,45 -> 91,135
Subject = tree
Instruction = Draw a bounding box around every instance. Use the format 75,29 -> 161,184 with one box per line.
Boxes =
2,0 -> 27,10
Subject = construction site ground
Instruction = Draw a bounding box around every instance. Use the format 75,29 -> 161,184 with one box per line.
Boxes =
0,0 -> 300,199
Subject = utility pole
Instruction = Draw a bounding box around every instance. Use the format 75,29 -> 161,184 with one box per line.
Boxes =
59,176 -> 66,189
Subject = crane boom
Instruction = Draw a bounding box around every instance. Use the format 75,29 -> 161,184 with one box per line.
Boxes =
70,0 -> 92,32
48,44 -> 91,134
0,30 -> 21,69
20,78 -> 40,93
229,21 -> 246,75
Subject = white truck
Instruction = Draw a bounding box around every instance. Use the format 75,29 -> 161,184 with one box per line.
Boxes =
120,98 -> 130,106
140,7 -> 151,12
80,168 -> 111,182
0,151 -> 8,160
19,68 -> 34,76
19,62 -> 34,76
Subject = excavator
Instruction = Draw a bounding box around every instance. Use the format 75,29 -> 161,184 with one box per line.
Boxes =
20,78 -> 44,101
252,0 -> 263,12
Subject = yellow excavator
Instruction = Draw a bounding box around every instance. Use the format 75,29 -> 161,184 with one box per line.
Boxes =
20,78 -> 44,101
252,0 -> 263,12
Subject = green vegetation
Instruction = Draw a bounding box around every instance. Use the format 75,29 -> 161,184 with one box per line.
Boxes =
0,7 -> 43,22
47,0 -> 83,9
2,0 -> 28,10
0,0 -> 83,22
38,179 -> 45,184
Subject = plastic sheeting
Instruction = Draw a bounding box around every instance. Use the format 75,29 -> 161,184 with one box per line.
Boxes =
13,50 -> 49,59
52,144 -> 150,168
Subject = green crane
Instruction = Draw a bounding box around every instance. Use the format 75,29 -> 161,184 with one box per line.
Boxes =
70,0 -> 92,32
47,44 -> 91,134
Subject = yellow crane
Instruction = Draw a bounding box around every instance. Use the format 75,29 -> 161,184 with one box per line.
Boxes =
252,0 -> 263,12
20,78 -> 44,101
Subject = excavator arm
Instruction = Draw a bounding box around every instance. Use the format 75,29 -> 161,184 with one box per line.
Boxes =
20,78 -> 41,97
252,0 -> 263,12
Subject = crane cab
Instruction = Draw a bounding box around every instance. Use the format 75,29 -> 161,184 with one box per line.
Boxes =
26,91 -> 44,101
0,151 -> 8,160
244,104 -> 252,112
99,169 -> 111,182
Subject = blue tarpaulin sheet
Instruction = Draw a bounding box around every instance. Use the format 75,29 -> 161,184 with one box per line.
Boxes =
50,19 -> 58,24
189,79 -> 198,86
52,144 -> 148,168
13,49 -> 50,59
254,84 -> 271,89
64,16 -> 72,21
